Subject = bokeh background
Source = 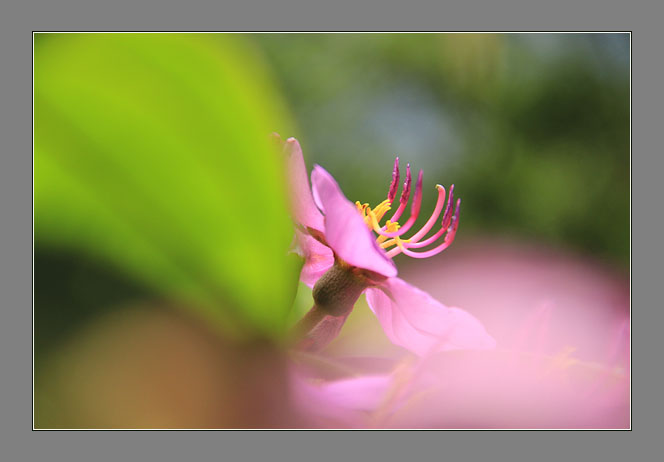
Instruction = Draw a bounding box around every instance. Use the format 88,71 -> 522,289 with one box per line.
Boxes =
34,33 -> 629,428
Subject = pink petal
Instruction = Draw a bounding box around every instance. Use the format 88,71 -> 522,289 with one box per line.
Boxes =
295,230 -> 335,288
292,371 -> 393,427
365,277 -> 495,356
311,166 -> 397,278
306,374 -> 392,411
285,138 -> 325,232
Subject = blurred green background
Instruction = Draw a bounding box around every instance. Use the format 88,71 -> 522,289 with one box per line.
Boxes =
251,33 -> 629,266
34,33 -> 629,427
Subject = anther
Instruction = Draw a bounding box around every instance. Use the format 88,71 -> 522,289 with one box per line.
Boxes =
440,184 -> 455,231
387,157 -> 400,203
374,170 -> 423,238
389,164 -> 412,222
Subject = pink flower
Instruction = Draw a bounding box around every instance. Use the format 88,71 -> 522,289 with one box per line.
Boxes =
279,136 -> 495,356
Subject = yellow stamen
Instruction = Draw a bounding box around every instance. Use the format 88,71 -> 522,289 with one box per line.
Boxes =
368,210 -> 385,234
355,201 -> 370,215
376,220 -> 400,243
372,199 -> 392,222
381,236 -> 410,249
355,198 -> 405,253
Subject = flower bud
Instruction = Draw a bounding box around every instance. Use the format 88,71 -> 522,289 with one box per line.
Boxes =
312,263 -> 370,317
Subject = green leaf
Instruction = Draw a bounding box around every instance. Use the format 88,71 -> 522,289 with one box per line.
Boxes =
34,33 -> 300,337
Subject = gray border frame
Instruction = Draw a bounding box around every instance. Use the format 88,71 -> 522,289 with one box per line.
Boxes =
3,0 -> 660,459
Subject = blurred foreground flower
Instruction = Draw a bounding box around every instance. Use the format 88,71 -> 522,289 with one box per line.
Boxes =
291,239 -> 629,428
278,136 -> 494,356
35,305 -> 298,428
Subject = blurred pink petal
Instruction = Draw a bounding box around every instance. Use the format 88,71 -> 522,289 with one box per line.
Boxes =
386,239 -> 630,428
366,277 -> 496,356
289,351 -> 409,428
310,165 -> 397,278
294,230 -> 334,288
398,239 -> 630,363
293,372 -> 393,426
284,137 -> 325,233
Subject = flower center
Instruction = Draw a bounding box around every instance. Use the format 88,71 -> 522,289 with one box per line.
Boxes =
355,200 -> 410,249
354,158 -> 462,260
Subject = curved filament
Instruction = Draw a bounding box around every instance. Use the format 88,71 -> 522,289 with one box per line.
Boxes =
406,197 -> 460,249
385,199 -> 460,258
407,185 -> 447,243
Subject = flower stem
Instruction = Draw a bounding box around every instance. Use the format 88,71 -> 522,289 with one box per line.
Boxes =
293,305 -> 350,352
292,262 -> 370,352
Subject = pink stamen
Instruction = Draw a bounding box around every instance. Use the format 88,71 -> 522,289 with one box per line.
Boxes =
385,246 -> 401,259
405,198 -> 460,249
440,184 -> 455,231
404,199 -> 461,249
374,170 -> 423,238
400,165 -> 413,206
396,223 -> 457,258
387,157 -> 400,203
389,164 -> 412,223
407,185 -> 447,243
386,199 -> 460,258
404,187 -> 456,249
